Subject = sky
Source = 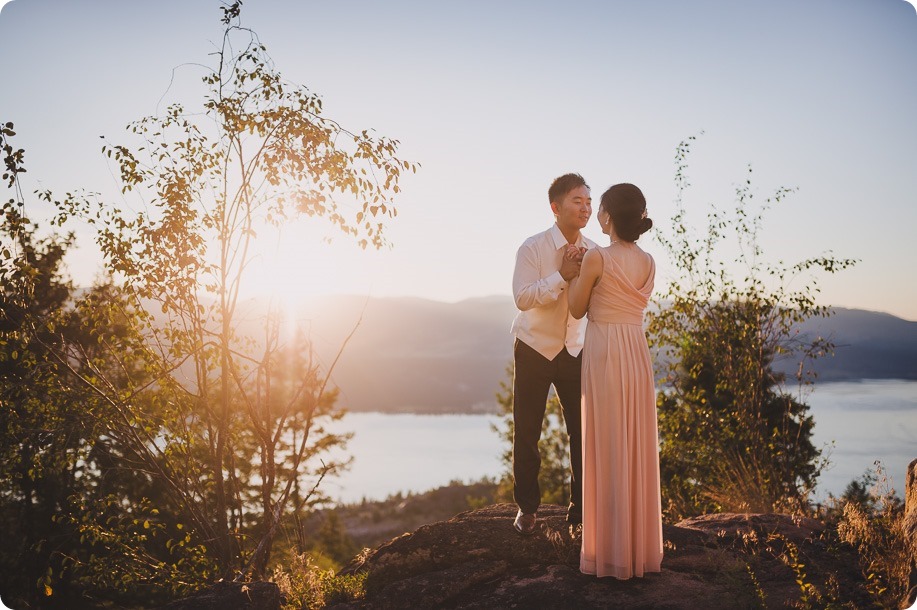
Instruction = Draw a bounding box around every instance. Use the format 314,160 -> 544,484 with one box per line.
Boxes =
1,0 -> 916,320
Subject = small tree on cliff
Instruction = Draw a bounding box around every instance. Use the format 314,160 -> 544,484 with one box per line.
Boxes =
47,0 -> 416,584
648,136 -> 855,520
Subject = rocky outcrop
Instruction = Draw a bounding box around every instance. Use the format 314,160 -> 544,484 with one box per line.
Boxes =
905,458 -> 917,608
333,503 -> 871,609
905,458 -> 917,552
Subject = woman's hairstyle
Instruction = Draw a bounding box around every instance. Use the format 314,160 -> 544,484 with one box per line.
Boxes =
601,183 -> 653,242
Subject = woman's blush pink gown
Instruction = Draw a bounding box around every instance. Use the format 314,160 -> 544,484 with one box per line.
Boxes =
579,246 -> 663,579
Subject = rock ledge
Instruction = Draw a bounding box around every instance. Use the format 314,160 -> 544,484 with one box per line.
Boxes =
333,503 -> 871,609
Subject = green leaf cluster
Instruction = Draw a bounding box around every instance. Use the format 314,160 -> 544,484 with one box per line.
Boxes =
648,135 -> 855,520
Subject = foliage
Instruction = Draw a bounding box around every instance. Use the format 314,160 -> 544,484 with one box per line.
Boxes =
309,511 -> 359,566
830,469 -> 879,514
739,530 -> 848,609
492,364 -> 571,506
731,464 -> 913,609
0,199 -> 78,607
51,494 -> 216,602
648,135 -> 855,520
1,1 -> 415,604
2,128 -> 222,608
272,553 -> 365,610
43,1 -> 414,584
836,462 -> 913,607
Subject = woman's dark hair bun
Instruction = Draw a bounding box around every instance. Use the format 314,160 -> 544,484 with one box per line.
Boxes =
601,183 -> 653,242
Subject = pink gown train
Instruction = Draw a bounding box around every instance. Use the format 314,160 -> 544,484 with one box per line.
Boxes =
579,246 -> 663,579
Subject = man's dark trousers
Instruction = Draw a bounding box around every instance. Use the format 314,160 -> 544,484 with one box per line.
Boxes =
512,338 -> 583,523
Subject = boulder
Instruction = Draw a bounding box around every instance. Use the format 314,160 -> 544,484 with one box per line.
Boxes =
905,458 -> 917,552
334,503 -> 870,609
905,457 -> 917,609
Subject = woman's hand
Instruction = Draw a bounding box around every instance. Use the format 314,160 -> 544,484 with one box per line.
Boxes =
565,244 -> 587,261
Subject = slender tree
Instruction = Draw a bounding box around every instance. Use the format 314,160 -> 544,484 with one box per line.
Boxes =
46,1 -> 416,583
648,136 -> 856,519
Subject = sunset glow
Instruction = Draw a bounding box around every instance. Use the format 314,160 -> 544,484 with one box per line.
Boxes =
2,1 -> 915,321
245,215 -> 386,312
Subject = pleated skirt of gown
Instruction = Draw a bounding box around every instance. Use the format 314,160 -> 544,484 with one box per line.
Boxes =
580,321 -> 663,579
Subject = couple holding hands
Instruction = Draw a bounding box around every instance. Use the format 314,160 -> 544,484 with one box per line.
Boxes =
510,173 -> 662,580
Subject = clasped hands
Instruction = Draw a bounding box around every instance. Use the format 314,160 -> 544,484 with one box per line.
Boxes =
560,244 -> 588,281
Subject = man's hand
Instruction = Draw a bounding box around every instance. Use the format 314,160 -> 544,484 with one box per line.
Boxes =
560,244 -> 586,281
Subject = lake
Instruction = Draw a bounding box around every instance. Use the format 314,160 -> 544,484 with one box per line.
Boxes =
317,379 -> 916,505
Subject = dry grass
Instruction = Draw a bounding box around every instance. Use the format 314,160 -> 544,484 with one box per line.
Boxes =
700,449 -> 808,515
271,553 -> 365,610
835,464 -> 914,608
837,500 -> 912,605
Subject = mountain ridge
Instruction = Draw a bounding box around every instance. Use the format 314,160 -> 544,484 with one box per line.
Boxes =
288,295 -> 917,414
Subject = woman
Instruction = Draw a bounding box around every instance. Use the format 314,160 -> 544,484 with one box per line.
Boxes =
567,183 -> 663,579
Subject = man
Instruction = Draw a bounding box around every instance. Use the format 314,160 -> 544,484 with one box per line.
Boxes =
511,173 -> 595,535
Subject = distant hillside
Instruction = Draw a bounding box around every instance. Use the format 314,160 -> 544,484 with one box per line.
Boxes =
290,295 -> 517,414
289,296 -> 917,414
780,307 -> 917,381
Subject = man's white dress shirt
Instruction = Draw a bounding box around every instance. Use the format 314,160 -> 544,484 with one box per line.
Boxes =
511,224 -> 597,360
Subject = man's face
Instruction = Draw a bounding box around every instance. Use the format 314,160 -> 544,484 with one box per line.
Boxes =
552,185 -> 592,232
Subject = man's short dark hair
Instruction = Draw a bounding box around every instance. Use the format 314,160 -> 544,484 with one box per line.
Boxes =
548,173 -> 589,204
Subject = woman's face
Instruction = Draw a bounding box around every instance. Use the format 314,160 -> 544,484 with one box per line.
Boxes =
597,208 -> 611,235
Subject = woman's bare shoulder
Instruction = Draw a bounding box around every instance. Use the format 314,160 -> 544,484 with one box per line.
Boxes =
583,247 -> 604,261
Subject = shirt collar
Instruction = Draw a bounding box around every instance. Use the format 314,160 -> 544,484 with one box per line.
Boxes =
550,223 -> 585,250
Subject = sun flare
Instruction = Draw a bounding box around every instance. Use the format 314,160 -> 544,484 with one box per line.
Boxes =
243,216 -> 383,322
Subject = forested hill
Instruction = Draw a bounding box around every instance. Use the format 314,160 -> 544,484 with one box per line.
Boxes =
276,295 -> 917,414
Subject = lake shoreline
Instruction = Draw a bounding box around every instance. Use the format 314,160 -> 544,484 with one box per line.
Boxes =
319,379 -> 916,506
337,377 -> 917,417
